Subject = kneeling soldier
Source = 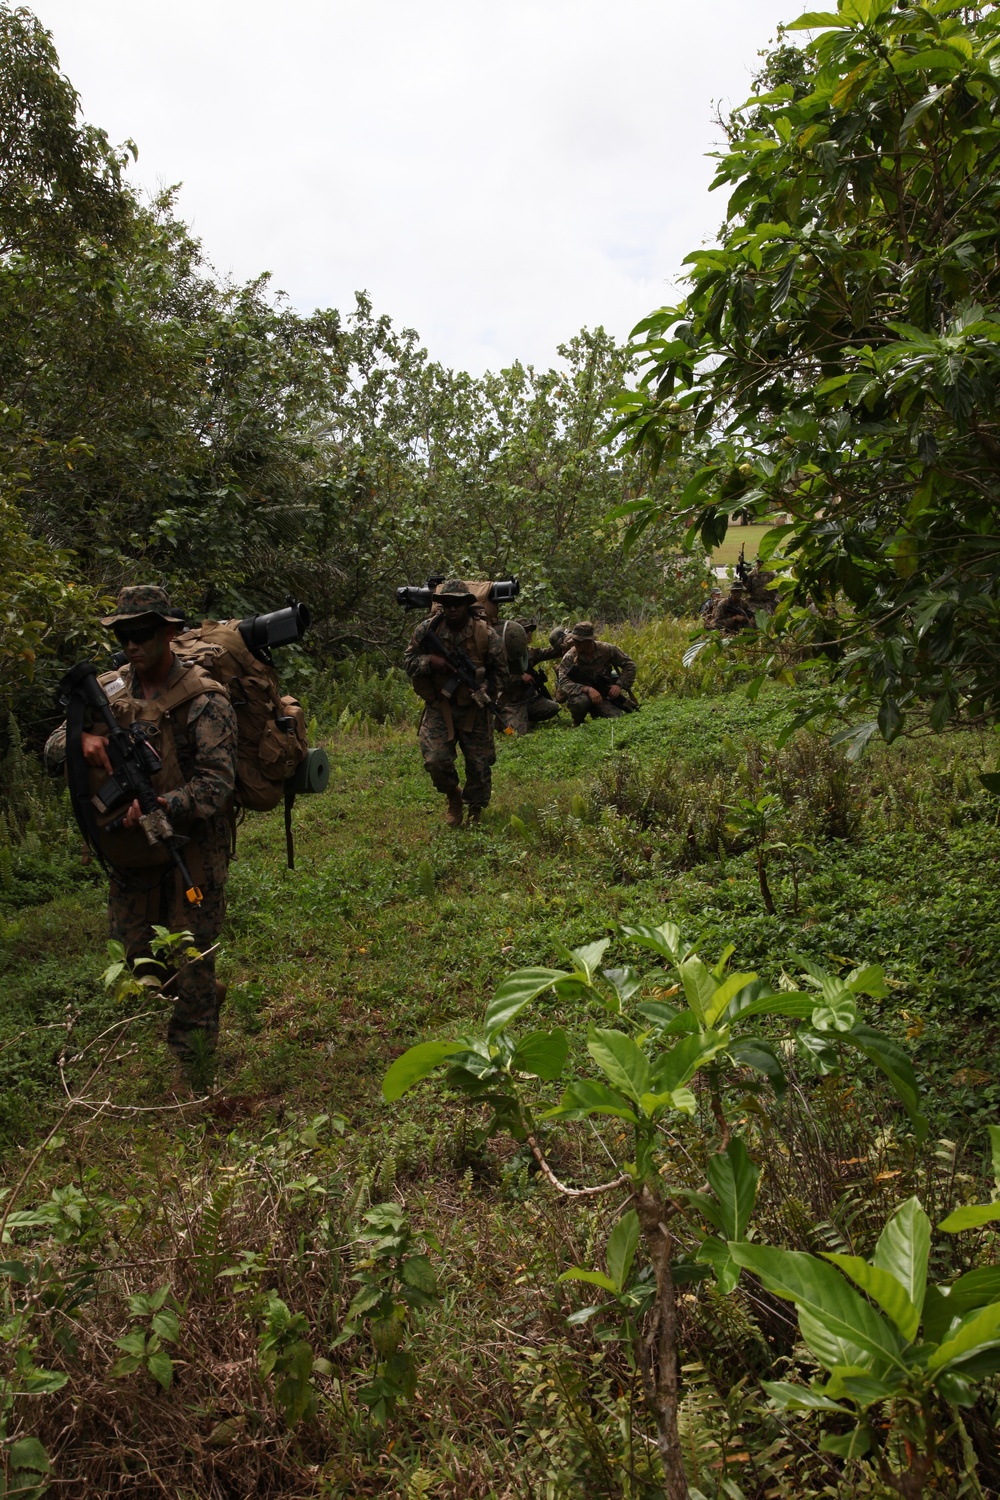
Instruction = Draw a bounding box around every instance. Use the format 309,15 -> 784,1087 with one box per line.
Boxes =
404,579 -> 508,825
497,620 -> 561,736
557,621 -> 638,726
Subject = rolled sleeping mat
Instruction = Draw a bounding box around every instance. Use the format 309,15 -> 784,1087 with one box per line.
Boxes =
289,747 -> 330,795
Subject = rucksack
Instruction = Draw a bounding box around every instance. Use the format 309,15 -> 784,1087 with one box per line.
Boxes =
171,619 -> 309,811
430,580 -> 501,627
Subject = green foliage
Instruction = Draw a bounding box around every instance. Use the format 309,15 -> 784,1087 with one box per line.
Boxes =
617,0 -> 1000,739
110,1284 -> 181,1391
333,1202 -> 440,1427
739,1157 -> 1000,1489
257,1290 -> 319,1429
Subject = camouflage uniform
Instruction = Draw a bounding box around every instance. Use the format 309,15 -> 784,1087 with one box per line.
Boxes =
557,627 -> 637,726
45,593 -> 237,1062
404,607 -> 508,810
496,621 -> 561,736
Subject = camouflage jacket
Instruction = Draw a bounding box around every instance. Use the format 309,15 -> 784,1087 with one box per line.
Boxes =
44,656 -> 237,878
556,642 -> 636,708
404,613 -> 508,704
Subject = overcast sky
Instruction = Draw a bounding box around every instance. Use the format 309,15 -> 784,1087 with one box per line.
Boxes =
30,0 -> 806,374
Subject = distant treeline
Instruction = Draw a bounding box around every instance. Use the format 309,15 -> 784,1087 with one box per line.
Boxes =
0,4 -> 701,739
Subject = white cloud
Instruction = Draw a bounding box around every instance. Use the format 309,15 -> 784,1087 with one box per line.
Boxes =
30,0 -> 807,372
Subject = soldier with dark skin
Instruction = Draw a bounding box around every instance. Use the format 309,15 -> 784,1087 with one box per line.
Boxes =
556,621 -> 637,726
44,587 -> 237,1077
404,579 -> 508,826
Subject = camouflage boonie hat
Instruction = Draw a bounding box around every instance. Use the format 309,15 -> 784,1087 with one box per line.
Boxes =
100,585 -> 185,627
517,617 -> 539,634
434,579 -> 476,603
730,579 -> 747,593
569,621 -> 596,641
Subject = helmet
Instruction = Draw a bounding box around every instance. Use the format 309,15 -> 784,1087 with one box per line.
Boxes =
549,626 -> 569,649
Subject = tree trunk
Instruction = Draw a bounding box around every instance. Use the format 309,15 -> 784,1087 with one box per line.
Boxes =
634,1187 -> 689,1500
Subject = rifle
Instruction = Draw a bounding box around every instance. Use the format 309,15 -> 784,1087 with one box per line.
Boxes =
420,625 -> 507,724
525,663 -> 553,701
735,542 -> 751,586
57,663 -> 204,906
566,665 -> 640,712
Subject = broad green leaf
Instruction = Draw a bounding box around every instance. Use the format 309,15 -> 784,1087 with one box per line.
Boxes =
819,1425 -> 871,1459
620,921 -> 685,962
485,968 -> 571,1037
10,1438 -> 51,1473
872,1197 -> 930,1322
704,972 -> 757,1026
607,1210 -> 640,1294
678,957 -> 716,1026
146,1349 -> 174,1390
558,1267 -> 617,1293
761,1379 -> 847,1411
587,1028 -> 650,1102
783,11 -> 842,29
650,1029 -> 729,1092
510,1029 -> 569,1081
938,1202 -> 1000,1233
822,1254 -> 919,1342
115,1329 -> 147,1358
944,1265 -> 1000,1316
727,1037 -> 787,1096
729,1243 -> 905,1370
928,1302 -> 1000,1372
382,1041 -> 465,1101
151,1308 -> 180,1344
845,964 -> 888,998
847,1025 -> 928,1142
603,966 -> 642,1004
811,986 -> 857,1032
707,1138 -> 760,1241
545,1078 -> 638,1123
696,1235 -> 739,1295
571,938 -> 610,983
401,1255 -> 437,1294
725,989 -> 814,1021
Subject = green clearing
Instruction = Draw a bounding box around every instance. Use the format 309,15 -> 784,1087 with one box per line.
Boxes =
710,524 -> 773,568
3,636 -> 1000,1496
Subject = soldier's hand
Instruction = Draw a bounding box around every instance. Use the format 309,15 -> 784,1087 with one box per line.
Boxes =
82,732 -> 113,774
587,687 -> 602,704
522,672 -> 534,684
123,796 -> 169,830
608,684 -> 622,699
427,655 -> 448,671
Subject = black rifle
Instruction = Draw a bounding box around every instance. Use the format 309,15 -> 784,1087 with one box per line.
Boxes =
525,663 -> 553,701
567,665 -> 639,712
735,542 -> 751,586
57,663 -> 204,906
420,625 -> 506,724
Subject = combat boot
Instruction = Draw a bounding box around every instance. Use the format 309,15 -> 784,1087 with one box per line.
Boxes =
466,805 -> 482,825
445,789 -> 463,827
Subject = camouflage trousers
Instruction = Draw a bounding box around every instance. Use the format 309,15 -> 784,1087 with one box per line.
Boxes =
568,697 -> 626,727
109,864 -> 227,1060
418,702 -> 496,807
498,695 -> 562,736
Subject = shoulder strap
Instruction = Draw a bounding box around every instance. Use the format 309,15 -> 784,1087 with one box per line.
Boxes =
474,619 -> 489,657
154,662 -> 228,715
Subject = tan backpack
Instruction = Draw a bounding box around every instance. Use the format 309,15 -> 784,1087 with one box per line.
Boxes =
172,620 -> 309,811
430,580 -> 500,627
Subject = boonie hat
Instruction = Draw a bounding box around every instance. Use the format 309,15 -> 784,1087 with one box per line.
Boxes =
434,579 -> 476,603
569,621 -> 596,641
100,585 -> 185,627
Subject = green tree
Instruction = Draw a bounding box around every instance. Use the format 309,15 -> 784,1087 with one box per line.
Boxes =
617,0 -> 1000,744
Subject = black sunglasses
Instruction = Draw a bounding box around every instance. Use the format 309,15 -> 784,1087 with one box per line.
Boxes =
113,621 -> 162,646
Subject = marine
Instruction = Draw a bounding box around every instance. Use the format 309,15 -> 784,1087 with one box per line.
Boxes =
556,621 -> 638,726
496,619 -> 561,736
45,586 -> 237,1077
404,579 -> 508,826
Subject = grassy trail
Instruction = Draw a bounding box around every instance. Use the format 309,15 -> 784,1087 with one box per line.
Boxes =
3,679 -> 1000,1496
